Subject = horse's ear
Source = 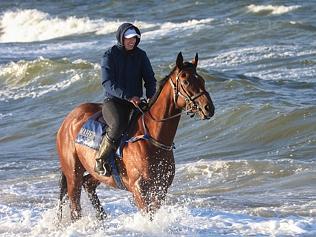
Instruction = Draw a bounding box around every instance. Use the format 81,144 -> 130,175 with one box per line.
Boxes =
192,53 -> 198,68
176,52 -> 184,69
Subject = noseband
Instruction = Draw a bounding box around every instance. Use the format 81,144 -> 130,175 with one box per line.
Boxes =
169,69 -> 207,117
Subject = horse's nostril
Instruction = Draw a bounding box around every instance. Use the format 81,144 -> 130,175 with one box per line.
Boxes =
204,104 -> 210,112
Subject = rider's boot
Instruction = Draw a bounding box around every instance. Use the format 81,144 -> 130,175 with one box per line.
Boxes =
94,134 -> 116,176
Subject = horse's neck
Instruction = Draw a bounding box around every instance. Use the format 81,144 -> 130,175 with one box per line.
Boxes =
144,80 -> 181,145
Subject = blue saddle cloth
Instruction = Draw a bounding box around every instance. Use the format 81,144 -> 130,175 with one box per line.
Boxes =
75,111 -> 135,157
76,115 -> 106,150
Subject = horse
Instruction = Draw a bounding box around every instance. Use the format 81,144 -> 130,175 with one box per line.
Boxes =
56,52 -> 215,221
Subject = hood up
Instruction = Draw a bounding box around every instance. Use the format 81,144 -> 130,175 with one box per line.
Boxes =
115,23 -> 141,49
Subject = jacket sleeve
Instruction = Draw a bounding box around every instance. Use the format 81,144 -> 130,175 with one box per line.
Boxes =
101,51 -> 127,99
142,52 -> 157,98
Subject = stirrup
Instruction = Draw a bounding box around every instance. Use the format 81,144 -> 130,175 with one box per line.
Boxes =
95,160 -> 112,177
100,163 -> 111,176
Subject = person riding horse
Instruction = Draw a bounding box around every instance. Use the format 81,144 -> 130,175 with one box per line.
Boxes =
95,23 -> 157,176
57,51 -> 214,221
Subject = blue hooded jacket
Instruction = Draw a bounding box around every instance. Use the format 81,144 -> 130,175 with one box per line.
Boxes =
101,23 -> 156,101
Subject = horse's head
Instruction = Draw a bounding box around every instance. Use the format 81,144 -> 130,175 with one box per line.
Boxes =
170,52 -> 215,120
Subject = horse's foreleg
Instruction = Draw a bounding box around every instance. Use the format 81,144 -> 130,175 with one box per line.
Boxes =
82,174 -> 107,220
146,186 -> 167,218
132,179 -> 167,219
57,171 -> 68,222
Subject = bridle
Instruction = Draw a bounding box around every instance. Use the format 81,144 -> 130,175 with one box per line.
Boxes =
169,69 -> 208,117
141,68 -> 208,122
132,68 -> 209,151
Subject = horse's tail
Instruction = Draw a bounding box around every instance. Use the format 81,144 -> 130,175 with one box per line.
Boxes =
57,170 -> 67,222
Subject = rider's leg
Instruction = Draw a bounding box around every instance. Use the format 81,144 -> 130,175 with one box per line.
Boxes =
94,134 -> 116,176
94,98 -> 133,176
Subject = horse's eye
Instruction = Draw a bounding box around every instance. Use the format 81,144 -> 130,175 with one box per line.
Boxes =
182,80 -> 189,86
181,72 -> 187,78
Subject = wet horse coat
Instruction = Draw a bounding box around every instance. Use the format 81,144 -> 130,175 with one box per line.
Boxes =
56,53 -> 215,221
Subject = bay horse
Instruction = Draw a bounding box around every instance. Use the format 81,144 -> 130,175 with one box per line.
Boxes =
56,52 -> 215,221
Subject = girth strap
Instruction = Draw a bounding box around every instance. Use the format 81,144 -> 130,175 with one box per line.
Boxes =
126,133 -> 175,151
124,115 -> 175,151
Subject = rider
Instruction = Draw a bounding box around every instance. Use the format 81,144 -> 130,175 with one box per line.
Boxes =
95,23 -> 157,176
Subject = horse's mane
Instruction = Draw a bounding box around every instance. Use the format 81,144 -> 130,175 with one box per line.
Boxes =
148,62 -> 195,108
147,66 -> 176,108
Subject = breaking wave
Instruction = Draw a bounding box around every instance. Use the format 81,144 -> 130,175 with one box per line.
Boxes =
247,4 -> 301,15
0,9 -> 213,43
0,57 -> 100,101
0,9 -> 154,43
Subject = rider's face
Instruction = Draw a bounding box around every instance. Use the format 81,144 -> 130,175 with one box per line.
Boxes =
124,37 -> 137,51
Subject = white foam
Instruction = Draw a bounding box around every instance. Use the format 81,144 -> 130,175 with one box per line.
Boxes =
247,4 -> 301,15
0,9 -> 213,43
1,79 -> 76,101
0,40 -> 106,60
0,9 -> 154,43
219,213 -> 312,236
0,59 -> 31,86
1,202 -> 314,236
200,45 -> 297,69
96,20 -> 156,36
199,45 -> 316,81
1,165 -> 315,236
142,18 -> 213,40
0,113 -> 13,120
245,65 -> 316,82
160,18 -> 213,31
119,204 -> 189,235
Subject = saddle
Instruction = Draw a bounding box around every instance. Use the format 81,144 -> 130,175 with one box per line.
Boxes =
75,107 -> 141,155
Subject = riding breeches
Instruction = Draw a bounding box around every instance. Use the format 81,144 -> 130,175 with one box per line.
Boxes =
102,98 -> 134,144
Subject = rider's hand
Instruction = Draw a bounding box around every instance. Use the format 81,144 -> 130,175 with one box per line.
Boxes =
129,96 -> 141,107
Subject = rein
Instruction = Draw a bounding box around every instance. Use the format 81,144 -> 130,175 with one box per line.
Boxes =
146,107 -> 191,122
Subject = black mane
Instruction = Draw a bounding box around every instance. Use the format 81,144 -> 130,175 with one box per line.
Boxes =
147,66 -> 176,108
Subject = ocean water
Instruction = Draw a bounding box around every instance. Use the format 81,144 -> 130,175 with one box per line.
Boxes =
1,1 -> 316,236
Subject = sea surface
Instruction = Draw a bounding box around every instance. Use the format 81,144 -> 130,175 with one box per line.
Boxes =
0,1 -> 316,236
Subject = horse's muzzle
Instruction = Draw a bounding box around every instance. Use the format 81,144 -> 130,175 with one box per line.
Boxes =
197,99 -> 215,120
